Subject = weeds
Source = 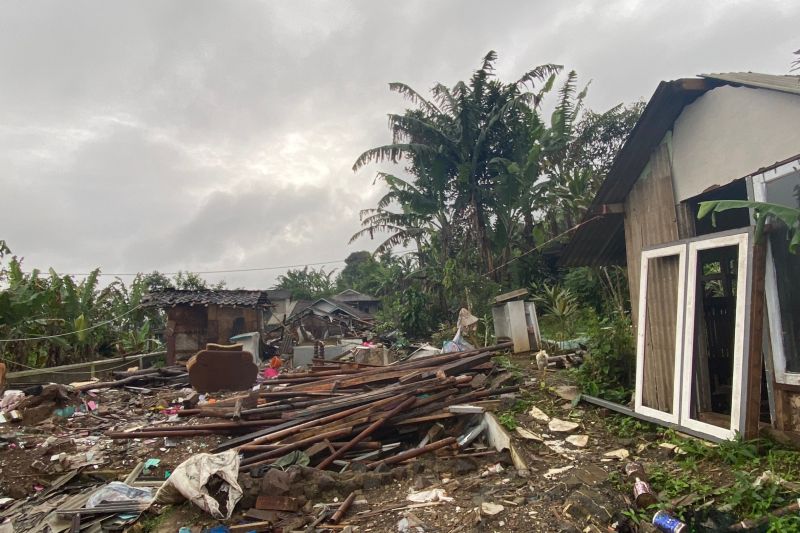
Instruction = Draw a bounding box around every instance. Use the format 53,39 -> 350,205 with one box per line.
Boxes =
605,414 -> 658,438
573,310 -> 635,403
643,431 -> 800,525
498,411 -> 518,431
497,393 -> 535,431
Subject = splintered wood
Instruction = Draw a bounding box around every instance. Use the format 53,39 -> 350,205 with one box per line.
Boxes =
105,342 -> 516,472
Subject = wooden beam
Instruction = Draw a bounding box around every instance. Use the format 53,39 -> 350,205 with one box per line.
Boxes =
744,242 -> 766,439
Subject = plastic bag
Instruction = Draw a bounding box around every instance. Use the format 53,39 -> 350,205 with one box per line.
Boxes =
443,327 -> 474,353
155,450 -> 242,519
0,391 -> 25,412
87,482 -> 153,508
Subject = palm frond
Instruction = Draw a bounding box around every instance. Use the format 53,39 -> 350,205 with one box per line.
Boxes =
352,143 -> 438,172
388,82 -> 440,114
517,64 -> 563,88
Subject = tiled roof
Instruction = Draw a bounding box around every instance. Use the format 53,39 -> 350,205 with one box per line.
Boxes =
142,289 -> 272,308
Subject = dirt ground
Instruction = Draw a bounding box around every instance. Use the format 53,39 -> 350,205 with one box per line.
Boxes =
3,354 -> 798,532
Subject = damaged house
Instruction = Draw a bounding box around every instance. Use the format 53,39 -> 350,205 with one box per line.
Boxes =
561,73 -> 800,441
284,296 -> 374,343
142,289 -> 273,365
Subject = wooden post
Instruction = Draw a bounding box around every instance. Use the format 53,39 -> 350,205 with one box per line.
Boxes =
744,242 -> 766,439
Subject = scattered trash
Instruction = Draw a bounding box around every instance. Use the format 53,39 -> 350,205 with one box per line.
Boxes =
515,427 -> 543,441
155,450 -> 243,519
603,448 -> 630,460
566,434 -> 589,447
548,418 -> 579,432
554,385 -> 580,401
480,463 -> 505,477
0,390 -> 25,412
143,458 -> 161,473
528,405 -> 550,423
659,442 -> 686,455
481,502 -> 505,516
406,488 -> 453,503
544,465 -> 574,479
652,509 -> 687,532
87,481 -> 153,509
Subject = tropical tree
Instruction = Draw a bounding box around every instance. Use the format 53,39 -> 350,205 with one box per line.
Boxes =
274,266 -> 337,301
353,51 -> 562,275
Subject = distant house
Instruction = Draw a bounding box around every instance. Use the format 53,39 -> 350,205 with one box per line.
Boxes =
561,73 -> 800,440
286,297 -> 374,342
264,289 -> 295,326
333,289 -> 380,316
142,289 -> 273,365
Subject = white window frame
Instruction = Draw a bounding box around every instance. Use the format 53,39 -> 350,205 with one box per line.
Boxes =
752,162 -> 800,386
634,244 -> 687,424
679,232 -> 751,440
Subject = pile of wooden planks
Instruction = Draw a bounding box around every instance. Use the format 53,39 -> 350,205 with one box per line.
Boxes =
106,342 -> 516,472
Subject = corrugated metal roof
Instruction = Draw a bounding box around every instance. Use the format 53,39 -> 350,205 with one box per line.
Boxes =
334,289 -> 378,302
702,72 -> 800,96
560,72 -> 800,267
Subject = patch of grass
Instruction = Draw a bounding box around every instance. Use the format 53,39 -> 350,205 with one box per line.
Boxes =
494,355 -> 523,378
720,471 -> 790,519
137,507 -> 173,533
497,411 -> 518,431
604,414 -> 658,438
646,432 -> 800,524
768,514 -> 800,532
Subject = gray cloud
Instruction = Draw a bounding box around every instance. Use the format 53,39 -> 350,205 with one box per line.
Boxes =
1,0 -> 797,287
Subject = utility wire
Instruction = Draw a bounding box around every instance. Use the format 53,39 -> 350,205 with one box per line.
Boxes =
20,249 -> 420,277
0,305 -> 144,343
483,215 -> 601,278
29,259 -> 349,277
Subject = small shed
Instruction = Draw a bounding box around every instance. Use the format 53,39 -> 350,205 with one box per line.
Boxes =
142,289 -> 273,365
561,72 -> 800,441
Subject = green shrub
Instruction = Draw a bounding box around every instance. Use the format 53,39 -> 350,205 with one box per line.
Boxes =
573,309 -> 634,403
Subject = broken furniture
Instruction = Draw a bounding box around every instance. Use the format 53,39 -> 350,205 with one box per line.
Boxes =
187,349 -> 258,393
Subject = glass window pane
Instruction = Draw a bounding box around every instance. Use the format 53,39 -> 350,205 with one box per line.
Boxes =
689,244 -> 740,429
765,171 -> 800,373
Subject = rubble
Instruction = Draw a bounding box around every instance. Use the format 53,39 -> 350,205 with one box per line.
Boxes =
0,341 -> 703,532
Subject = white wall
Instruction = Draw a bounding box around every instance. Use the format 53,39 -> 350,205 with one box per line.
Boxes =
671,85 -> 800,202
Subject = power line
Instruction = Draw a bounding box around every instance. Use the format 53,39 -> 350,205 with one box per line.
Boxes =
32,259 -> 350,277
0,305 -> 144,343
21,250 -> 420,277
483,216 -> 601,277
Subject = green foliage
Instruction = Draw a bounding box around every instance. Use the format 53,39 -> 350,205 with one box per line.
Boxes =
349,51 -> 641,338
605,414 -> 659,438
274,266 -> 337,301
573,310 -> 635,402
647,432 -> 800,523
336,251 -> 384,296
698,199 -> 800,253
533,283 -> 580,341
0,242 -> 231,369
563,266 -> 629,316
497,411 -> 518,431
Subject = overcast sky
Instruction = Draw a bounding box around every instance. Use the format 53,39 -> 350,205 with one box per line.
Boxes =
1,0 -> 797,288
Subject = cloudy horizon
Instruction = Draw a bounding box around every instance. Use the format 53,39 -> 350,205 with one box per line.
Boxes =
1,0 -> 797,288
